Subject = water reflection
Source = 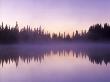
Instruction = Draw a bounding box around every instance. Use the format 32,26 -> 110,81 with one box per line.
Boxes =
0,45 -> 110,67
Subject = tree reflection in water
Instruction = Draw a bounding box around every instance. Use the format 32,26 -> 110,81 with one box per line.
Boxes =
0,45 -> 110,67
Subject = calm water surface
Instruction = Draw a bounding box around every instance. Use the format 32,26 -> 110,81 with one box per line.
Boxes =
0,45 -> 110,82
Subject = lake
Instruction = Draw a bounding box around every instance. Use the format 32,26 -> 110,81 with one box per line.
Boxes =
0,44 -> 110,82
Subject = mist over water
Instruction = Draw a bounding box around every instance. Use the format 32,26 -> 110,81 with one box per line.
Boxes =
0,43 -> 110,82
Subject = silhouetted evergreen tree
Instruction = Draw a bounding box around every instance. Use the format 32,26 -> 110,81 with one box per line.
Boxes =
74,30 -> 80,41
65,34 -> 71,41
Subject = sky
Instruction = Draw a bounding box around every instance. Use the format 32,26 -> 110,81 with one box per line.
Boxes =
0,0 -> 110,34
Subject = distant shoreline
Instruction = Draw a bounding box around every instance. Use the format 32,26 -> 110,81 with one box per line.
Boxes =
0,22 -> 110,44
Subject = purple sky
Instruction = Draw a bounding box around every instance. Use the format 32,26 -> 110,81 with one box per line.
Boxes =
0,0 -> 110,34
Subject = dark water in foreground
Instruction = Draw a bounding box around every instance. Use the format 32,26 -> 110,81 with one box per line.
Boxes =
0,44 -> 110,82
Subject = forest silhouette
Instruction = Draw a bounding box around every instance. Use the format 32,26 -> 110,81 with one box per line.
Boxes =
0,22 -> 110,44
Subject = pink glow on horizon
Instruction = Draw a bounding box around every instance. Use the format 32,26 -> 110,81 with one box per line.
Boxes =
0,0 -> 110,34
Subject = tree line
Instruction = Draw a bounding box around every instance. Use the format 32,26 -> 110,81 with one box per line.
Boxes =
0,22 -> 110,44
